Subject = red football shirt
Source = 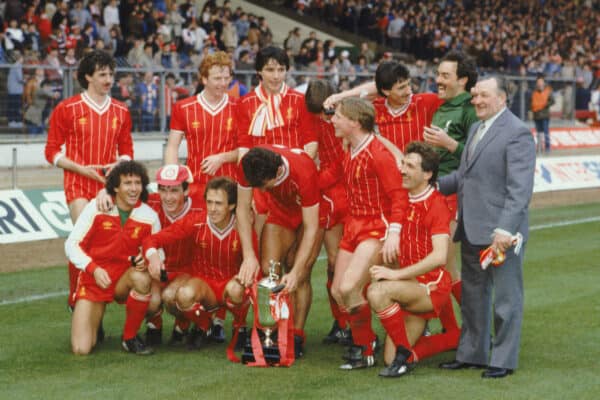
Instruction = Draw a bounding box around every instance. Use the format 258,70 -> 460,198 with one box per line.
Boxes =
399,186 -> 451,281
45,92 -> 133,203
309,114 -> 345,190
146,193 -> 204,273
143,212 -> 244,281
344,135 -> 408,225
170,93 -> 238,185
237,145 -> 320,211
374,93 -> 442,153
237,84 -> 317,149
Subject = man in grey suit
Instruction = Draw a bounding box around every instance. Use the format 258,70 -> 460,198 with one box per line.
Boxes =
437,76 -> 536,378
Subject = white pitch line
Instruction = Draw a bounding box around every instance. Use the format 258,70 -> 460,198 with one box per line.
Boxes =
2,216 -> 599,306
0,290 -> 68,306
530,216 -> 600,231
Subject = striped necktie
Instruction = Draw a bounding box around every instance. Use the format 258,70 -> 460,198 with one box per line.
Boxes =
468,122 -> 485,160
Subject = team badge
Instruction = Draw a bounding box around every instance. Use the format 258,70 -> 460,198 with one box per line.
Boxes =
407,208 -> 416,221
131,226 -> 141,239
226,117 -> 233,131
286,107 -> 293,121
405,111 -> 412,122
112,117 -> 118,129
192,121 -> 200,129
232,238 -> 238,251
355,166 -> 361,180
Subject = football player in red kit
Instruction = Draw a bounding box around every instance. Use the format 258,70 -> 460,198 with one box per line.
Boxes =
368,142 -> 455,377
45,50 -> 133,312
329,98 -> 408,370
67,161 -> 159,356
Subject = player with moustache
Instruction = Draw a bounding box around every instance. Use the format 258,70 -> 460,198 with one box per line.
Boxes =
144,177 -> 252,351
329,98 -> 408,370
66,161 -> 160,356
45,50 -> 133,313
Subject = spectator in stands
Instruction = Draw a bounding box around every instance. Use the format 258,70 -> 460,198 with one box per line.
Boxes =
137,71 -> 159,132
575,77 -> 592,111
4,18 -> 25,54
103,0 -> 120,29
24,75 -> 59,135
221,15 -> 238,50
234,12 -> 250,41
7,50 -> 25,127
69,0 -> 92,30
154,42 -> 179,70
531,75 -> 554,154
44,47 -> 64,84
285,27 -> 303,58
24,23 -> 41,54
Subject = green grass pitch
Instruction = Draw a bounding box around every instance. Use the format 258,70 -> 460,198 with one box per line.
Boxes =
1,203 -> 599,400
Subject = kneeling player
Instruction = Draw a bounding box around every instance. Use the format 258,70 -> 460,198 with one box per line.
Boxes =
67,161 -> 161,355
368,142 -> 454,377
144,177 -> 250,350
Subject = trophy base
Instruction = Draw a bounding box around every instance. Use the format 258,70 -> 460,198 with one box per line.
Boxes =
240,329 -> 281,364
241,343 -> 281,364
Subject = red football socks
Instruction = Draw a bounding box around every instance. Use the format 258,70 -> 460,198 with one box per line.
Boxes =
123,290 -> 151,340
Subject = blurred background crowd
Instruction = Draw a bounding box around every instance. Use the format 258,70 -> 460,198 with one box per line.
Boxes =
2,0 -> 600,134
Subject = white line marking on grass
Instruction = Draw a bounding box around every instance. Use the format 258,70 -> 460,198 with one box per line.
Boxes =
530,216 -> 600,231
3,217 -> 599,306
0,290 -> 67,306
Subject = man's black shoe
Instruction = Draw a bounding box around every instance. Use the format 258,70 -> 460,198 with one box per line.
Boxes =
121,335 -> 154,355
339,345 -> 375,370
187,327 -> 208,350
234,326 -> 249,351
482,367 -> 513,379
169,326 -> 188,346
145,326 -> 162,346
323,320 -> 352,345
379,346 -> 411,378
97,322 -> 105,344
343,335 -> 379,361
209,322 -> 226,343
439,360 -> 486,370
294,334 -> 304,358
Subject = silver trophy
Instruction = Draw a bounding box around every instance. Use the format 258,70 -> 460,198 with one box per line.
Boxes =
242,260 -> 284,364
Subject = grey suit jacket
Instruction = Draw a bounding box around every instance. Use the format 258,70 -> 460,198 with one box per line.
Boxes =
438,108 -> 536,245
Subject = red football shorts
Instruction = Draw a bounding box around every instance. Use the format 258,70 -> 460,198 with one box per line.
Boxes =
65,179 -> 103,204
187,182 -> 207,206
339,215 -> 387,252
409,269 -> 452,319
319,184 -> 348,230
194,274 -> 231,303
253,189 -> 269,215
74,264 -> 129,303
264,193 -> 304,231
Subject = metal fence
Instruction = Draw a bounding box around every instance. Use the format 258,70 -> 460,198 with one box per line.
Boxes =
0,63 -> 579,136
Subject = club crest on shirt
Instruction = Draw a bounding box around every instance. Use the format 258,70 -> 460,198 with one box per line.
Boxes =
102,221 -> 113,230
405,111 -> 412,122
226,117 -> 233,131
112,117 -> 118,129
192,121 -> 200,129
355,166 -> 361,180
232,238 -> 238,251
407,208 -> 416,221
131,226 -> 141,239
286,107 -> 293,121
78,117 -> 88,126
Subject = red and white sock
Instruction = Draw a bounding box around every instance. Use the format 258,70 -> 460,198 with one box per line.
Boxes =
123,290 -> 151,341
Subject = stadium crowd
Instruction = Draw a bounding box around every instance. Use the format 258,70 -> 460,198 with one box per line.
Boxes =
3,0 -> 600,132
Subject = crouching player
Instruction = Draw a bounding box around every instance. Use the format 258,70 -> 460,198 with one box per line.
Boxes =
368,142 -> 454,377
143,177 -> 251,350
66,161 -> 161,355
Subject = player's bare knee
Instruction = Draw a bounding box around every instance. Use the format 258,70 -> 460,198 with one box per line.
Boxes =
130,270 -> 152,294
162,285 -> 176,304
225,280 -> 245,304
175,285 -> 196,308
366,282 -> 390,310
